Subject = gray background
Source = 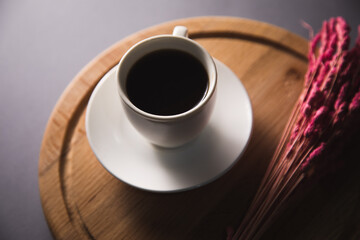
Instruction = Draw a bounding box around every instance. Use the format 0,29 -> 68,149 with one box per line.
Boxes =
1,0 -> 359,239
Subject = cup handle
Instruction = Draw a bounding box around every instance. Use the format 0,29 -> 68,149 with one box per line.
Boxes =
172,26 -> 188,38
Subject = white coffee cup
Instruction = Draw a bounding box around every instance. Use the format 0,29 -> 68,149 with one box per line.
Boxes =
116,26 -> 217,148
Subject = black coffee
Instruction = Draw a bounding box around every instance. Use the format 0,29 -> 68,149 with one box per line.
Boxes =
126,49 -> 208,115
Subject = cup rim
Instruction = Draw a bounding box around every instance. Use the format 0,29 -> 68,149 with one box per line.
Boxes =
116,35 -> 217,122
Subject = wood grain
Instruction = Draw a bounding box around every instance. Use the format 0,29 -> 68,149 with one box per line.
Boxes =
39,17 -> 360,239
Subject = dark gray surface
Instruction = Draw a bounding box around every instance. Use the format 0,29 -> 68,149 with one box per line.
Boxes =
0,0 -> 359,239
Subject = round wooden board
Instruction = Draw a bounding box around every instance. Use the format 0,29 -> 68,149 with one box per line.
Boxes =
39,17 -> 360,239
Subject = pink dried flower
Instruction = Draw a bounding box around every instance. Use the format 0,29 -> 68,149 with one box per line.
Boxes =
231,17 -> 360,240
309,33 -> 321,63
313,106 -> 329,125
349,92 -> 360,113
321,67 -> 337,92
304,121 -> 315,138
334,82 -> 350,110
301,103 -> 312,118
333,102 -> 347,125
315,62 -> 330,86
305,33 -> 321,86
335,17 -> 350,51
318,21 -> 329,57
307,86 -> 324,109
301,142 -> 326,170
304,106 -> 329,141
322,34 -> 337,61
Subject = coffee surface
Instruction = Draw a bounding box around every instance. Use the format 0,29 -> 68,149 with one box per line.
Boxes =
126,49 -> 208,115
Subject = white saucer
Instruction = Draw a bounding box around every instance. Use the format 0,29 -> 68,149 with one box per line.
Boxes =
86,59 -> 253,193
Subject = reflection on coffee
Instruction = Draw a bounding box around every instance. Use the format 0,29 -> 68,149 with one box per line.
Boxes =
126,49 -> 208,116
